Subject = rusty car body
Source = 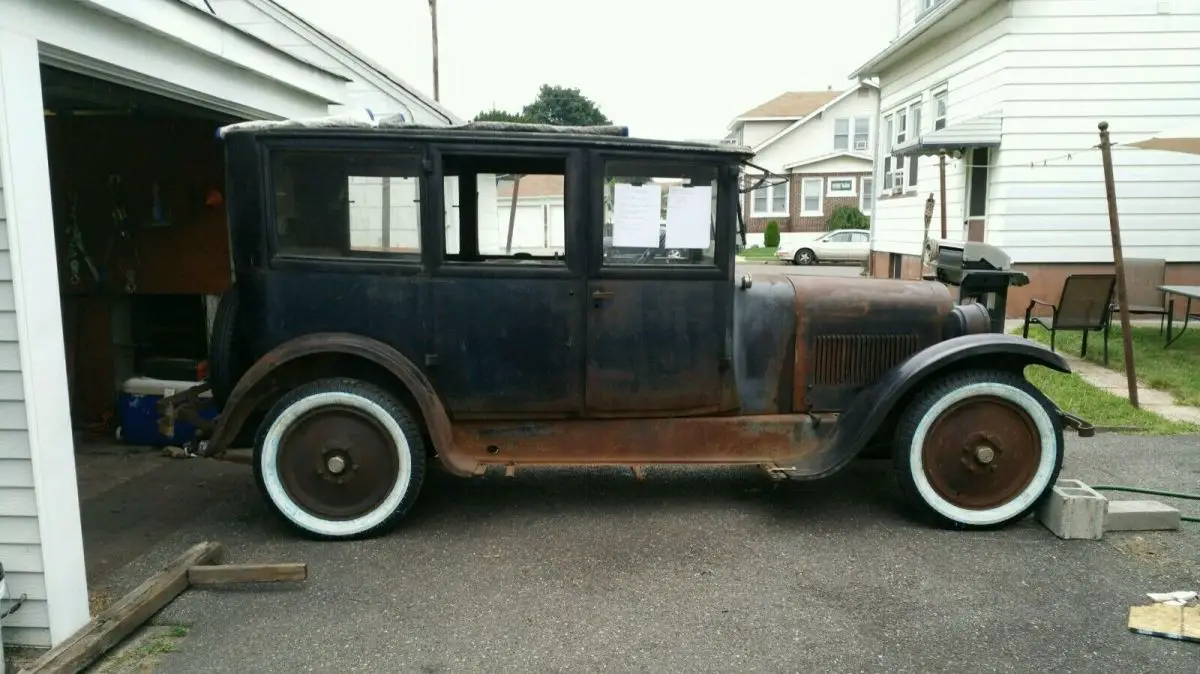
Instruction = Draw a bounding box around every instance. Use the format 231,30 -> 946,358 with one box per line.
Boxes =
159,116 -> 1093,540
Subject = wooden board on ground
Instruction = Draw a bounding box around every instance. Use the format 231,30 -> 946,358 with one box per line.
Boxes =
187,562 -> 308,586
19,541 -> 225,674
1127,604 -> 1200,643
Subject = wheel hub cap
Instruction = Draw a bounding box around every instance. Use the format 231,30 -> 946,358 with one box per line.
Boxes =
922,396 -> 1042,510
277,407 -> 399,521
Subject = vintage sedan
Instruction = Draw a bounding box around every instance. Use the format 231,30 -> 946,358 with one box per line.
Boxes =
158,117 -> 1092,541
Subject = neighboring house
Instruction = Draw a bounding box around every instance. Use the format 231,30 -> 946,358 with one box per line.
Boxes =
493,174 -> 565,254
0,0 -> 451,648
200,0 -> 458,123
725,83 -> 879,245
850,0 -> 1200,316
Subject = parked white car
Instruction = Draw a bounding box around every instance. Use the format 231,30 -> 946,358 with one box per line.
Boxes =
776,228 -> 871,265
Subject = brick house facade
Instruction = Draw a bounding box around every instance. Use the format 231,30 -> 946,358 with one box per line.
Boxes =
743,171 -> 872,233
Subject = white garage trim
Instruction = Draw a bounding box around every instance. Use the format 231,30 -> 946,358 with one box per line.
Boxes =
0,30 -> 90,645
3,0 -> 342,120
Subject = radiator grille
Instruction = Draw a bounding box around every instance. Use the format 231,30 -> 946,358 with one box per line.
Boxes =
810,333 -> 920,386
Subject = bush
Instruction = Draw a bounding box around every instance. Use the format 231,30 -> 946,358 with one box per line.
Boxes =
829,206 -> 870,231
764,221 -> 780,248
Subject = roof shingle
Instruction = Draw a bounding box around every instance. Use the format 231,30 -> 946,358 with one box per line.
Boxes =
736,90 -> 841,120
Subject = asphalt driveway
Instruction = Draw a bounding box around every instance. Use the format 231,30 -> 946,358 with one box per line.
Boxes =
88,433 -> 1198,673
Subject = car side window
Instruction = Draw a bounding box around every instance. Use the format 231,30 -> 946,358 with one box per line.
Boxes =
602,159 -> 718,267
442,154 -> 568,266
850,232 -> 869,243
826,231 -> 852,243
270,149 -> 422,261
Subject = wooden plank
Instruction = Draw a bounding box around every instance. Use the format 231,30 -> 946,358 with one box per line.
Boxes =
1128,604 -> 1200,643
187,562 -> 308,586
18,541 -> 224,674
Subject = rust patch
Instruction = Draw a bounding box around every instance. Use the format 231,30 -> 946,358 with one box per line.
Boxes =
787,275 -> 955,411
192,332 -> 462,473
450,413 -> 838,471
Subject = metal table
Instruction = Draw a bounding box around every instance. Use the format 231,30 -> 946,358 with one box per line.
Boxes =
1158,284 -> 1200,347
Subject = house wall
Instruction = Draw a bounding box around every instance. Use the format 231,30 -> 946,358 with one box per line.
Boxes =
986,0 -> 1200,265
207,0 -> 444,122
790,171 -> 874,232
869,0 -> 1013,269
0,0 -> 353,649
748,88 -> 879,173
0,138 -> 48,649
742,121 -> 790,148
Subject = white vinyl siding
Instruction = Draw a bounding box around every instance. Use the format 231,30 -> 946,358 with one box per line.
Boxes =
869,0 -> 1012,258
985,0 -> 1200,263
0,164 -> 47,648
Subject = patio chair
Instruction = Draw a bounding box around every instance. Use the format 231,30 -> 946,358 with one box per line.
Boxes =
1110,257 -> 1174,333
1022,273 -> 1117,365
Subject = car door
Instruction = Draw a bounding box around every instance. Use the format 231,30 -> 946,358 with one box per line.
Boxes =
427,145 -> 587,416
583,152 -> 737,416
819,231 -> 853,261
844,231 -> 869,262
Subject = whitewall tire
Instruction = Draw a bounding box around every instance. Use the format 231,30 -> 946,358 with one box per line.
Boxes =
891,369 -> 1064,530
253,377 -> 427,540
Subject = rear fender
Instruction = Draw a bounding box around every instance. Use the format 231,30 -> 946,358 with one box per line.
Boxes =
201,332 -> 460,471
787,333 -> 1083,479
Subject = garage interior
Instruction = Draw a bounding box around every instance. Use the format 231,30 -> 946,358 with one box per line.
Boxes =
41,64 -> 249,588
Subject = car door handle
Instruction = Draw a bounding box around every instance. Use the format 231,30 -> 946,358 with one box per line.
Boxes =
592,290 -> 614,300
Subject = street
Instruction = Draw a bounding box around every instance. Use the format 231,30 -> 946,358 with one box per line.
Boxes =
88,434 -> 1199,673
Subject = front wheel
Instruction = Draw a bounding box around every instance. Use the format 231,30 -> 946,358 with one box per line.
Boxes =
253,377 -> 427,540
891,369 -> 1063,530
794,248 -> 816,265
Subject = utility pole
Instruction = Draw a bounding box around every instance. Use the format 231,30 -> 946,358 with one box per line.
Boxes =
428,0 -> 440,101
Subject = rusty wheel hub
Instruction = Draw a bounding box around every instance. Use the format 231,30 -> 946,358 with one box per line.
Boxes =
277,406 -> 399,520
921,395 -> 1041,510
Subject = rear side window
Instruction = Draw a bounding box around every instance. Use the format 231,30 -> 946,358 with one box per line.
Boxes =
269,149 -> 424,261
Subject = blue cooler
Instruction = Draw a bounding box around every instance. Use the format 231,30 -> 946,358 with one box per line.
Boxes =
117,377 -> 216,447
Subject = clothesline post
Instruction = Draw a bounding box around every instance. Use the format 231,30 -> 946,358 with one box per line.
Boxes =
1098,121 -> 1139,407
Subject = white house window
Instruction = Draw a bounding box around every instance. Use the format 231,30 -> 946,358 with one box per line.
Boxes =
860,177 -> 874,214
834,118 -> 850,150
827,176 -> 857,197
881,99 -> 923,196
920,0 -> 946,15
837,117 -> 872,152
752,180 -> 788,216
933,89 -> 948,130
801,177 -> 824,215
853,118 -> 870,151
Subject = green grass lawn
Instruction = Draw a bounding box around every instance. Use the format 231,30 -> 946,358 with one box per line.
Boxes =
739,246 -> 778,260
1015,321 -> 1200,407
1023,365 -> 1198,434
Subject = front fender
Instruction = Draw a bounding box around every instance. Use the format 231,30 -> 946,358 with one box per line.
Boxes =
787,333 -> 1076,479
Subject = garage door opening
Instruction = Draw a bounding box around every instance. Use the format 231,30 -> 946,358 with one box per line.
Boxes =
41,63 -> 248,589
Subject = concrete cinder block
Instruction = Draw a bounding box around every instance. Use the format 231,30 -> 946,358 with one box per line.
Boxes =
1104,500 -> 1182,532
1037,479 -> 1108,540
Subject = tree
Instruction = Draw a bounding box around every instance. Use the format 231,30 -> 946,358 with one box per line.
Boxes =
473,108 -> 528,123
521,85 -> 611,126
473,84 -> 612,127
764,221 -> 781,248
828,205 -> 870,231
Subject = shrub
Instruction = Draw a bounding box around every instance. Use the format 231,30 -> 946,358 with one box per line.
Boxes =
829,206 -> 870,231
764,221 -> 781,248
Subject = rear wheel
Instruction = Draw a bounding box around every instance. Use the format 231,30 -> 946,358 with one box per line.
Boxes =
253,377 -> 426,540
891,369 -> 1063,530
794,248 -> 816,265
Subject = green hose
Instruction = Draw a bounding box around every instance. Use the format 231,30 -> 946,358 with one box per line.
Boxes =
1091,485 -> 1200,523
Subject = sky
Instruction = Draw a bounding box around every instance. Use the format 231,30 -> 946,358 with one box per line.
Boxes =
271,0 -> 898,141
